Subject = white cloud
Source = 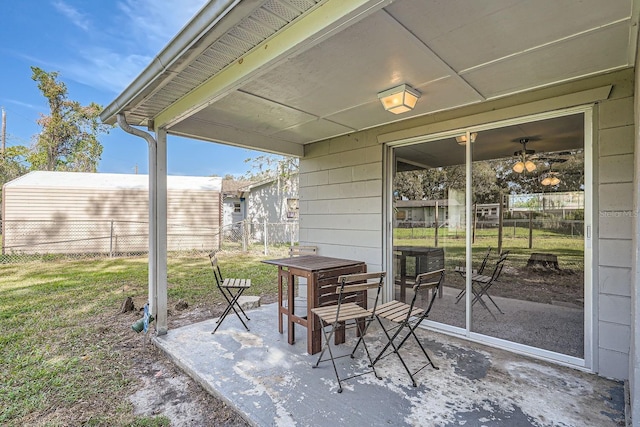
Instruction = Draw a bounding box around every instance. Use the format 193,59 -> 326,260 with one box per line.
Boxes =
52,0 -> 90,31
6,99 -> 41,110
36,0 -> 209,95
116,0 -> 208,50
62,48 -> 153,94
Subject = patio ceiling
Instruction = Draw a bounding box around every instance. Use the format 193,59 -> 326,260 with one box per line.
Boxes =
100,0 -> 639,158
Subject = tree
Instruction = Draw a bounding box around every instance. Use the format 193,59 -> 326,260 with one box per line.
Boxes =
28,67 -> 111,172
243,154 -> 299,192
0,145 -> 29,187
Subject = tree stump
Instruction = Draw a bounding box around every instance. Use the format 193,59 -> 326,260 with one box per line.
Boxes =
120,296 -> 135,313
527,253 -> 559,269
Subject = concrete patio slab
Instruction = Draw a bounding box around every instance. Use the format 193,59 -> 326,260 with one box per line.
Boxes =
154,303 -> 625,427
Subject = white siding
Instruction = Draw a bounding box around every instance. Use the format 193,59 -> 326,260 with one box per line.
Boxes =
596,80 -> 635,379
299,68 -> 636,381
2,173 -> 221,254
300,131 -> 383,272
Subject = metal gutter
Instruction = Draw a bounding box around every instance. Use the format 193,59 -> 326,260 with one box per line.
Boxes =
100,0 -> 254,125
116,114 -> 159,327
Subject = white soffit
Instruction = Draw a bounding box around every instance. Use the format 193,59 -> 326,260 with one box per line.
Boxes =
104,0 -> 638,155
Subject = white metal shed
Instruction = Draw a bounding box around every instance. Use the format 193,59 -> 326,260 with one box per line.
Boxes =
2,171 -> 222,254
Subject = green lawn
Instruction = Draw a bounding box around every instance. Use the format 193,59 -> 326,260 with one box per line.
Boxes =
0,234 -> 583,425
0,251 -> 280,426
394,226 -> 584,271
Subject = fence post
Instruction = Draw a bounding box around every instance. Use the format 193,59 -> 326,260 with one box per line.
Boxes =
242,220 -> 247,252
109,220 -> 114,258
528,211 -> 533,249
263,219 -> 268,255
290,222 -> 294,247
434,201 -> 439,247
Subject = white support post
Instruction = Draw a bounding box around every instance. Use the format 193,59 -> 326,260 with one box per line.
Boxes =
155,127 -> 168,335
465,130 -> 473,333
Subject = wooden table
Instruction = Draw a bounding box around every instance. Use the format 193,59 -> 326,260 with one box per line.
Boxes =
263,255 -> 366,355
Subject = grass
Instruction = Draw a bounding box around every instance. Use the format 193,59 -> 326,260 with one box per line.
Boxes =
0,251 -> 281,426
0,236 -> 583,425
394,226 -> 584,271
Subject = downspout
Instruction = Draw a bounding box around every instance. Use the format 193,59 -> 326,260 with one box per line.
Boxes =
117,114 -> 158,327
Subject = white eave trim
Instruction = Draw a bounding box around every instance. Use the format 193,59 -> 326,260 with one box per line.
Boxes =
99,0 -> 246,125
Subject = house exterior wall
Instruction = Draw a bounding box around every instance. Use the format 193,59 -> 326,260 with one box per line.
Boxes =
300,69 -> 635,381
245,175 -> 299,244
596,77 -> 635,379
222,197 -> 245,228
2,173 -> 221,254
300,132 -> 384,273
246,175 -> 299,224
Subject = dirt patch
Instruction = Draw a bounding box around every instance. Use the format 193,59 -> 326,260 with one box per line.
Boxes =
445,264 -> 584,307
115,303 -> 250,427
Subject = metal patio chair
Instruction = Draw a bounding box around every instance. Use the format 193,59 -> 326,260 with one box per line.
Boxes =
372,268 -> 445,387
311,271 -> 386,393
454,246 -> 492,303
468,251 -> 509,319
209,252 -> 252,334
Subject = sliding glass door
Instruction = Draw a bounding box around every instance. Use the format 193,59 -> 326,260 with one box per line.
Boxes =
390,110 -> 589,363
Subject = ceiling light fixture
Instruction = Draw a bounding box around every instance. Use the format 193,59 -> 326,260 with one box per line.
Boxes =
456,132 -> 478,145
378,84 -> 421,114
541,172 -> 561,186
513,138 -> 537,173
541,159 -> 563,186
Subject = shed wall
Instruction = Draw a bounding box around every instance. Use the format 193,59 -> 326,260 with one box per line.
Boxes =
2,185 -> 220,254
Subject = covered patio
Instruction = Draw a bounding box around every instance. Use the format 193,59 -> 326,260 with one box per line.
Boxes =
100,0 -> 640,423
155,302 -> 625,426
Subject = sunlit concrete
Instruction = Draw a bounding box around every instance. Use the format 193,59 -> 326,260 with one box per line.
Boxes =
155,303 -> 625,426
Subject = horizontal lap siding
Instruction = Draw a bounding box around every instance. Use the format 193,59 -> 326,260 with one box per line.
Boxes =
299,70 -> 635,382
2,187 -> 220,254
300,131 -> 383,270
596,80 -> 634,380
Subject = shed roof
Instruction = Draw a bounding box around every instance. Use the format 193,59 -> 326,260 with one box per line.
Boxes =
3,171 -> 222,191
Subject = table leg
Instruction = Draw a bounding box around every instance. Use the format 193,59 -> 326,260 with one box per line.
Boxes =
277,268 -> 284,334
288,271 -> 295,344
308,274 -> 322,355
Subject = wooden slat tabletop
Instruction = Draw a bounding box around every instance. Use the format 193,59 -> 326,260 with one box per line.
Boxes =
262,255 -> 364,272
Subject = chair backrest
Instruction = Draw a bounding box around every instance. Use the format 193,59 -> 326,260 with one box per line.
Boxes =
208,251 -> 224,287
334,271 -> 386,317
477,247 -> 492,274
289,245 -> 317,257
410,268 -> 445,317
489,251 -> 509,281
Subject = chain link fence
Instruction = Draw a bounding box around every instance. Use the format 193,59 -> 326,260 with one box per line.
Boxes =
394,217 -> 585,270
0,219 -> 299,263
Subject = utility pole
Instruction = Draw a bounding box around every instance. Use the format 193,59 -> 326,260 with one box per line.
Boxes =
1,107 -> 6,158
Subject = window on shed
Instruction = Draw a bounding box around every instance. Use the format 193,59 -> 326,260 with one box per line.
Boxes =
286,198 -> 299,219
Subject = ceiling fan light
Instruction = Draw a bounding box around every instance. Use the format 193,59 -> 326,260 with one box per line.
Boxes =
550,176 -> 561,186
513,161 -> 525,173
541,176 -> 552,186
378,84 -> 421,114
525,160 -> 537,172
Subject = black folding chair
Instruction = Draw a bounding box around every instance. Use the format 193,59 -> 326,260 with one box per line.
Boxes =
311,271 -> 386,393
372,269 -> 444,387
455,247 -> 492,303
468,251 -> 509,319
209,252 -> 252,334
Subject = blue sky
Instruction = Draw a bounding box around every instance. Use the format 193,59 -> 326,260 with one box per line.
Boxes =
0,0 -> 268,177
